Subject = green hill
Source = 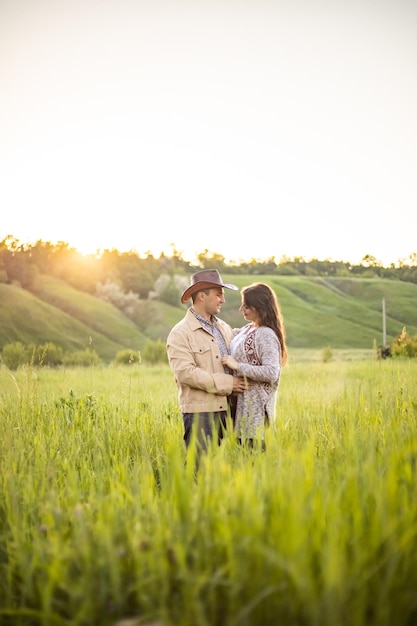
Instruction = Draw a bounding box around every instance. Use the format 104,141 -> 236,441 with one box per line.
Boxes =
0,274 -> 416,361
0,276 -> 147,361
133,274 -> 417,350
219,274 -> 417,349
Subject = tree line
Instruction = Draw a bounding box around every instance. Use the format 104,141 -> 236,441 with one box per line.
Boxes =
1,236 -> 417,302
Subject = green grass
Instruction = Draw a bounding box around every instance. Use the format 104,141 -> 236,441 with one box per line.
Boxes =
1,359 -> 417,625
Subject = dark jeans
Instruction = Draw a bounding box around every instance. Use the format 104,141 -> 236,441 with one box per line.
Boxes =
237,438 -> 267,452
182,411 -> 228,452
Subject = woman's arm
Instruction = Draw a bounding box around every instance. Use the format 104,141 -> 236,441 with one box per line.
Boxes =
232,327 -> 281,383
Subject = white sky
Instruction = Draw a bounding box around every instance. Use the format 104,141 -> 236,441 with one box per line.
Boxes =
1,0 -> 416,266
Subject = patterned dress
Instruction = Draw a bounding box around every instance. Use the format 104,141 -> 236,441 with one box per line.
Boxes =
230,323 -> 282,439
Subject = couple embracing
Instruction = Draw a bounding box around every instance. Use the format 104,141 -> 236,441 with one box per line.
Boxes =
166,269 -> 288,454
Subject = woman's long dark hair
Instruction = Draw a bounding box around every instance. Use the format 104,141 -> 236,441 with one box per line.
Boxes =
241,282 -> 288,365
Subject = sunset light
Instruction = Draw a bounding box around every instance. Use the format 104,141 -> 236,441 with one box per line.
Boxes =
1,0 -> 416,266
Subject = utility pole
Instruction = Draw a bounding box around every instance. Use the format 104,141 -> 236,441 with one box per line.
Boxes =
382,297 -> 386,347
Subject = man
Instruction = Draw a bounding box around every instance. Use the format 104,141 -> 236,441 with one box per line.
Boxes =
166,269 -> 247,454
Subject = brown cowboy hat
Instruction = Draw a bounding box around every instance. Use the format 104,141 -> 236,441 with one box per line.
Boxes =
181,269 -> 238,303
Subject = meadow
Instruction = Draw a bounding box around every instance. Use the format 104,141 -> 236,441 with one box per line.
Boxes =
0,358 -> 416,626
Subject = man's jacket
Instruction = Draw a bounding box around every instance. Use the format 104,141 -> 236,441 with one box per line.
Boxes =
166,309 -> 235,414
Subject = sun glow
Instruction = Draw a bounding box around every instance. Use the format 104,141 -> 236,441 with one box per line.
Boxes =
1,1 -> 416,268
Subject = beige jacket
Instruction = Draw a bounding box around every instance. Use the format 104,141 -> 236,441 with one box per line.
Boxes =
166,309 -> 235,414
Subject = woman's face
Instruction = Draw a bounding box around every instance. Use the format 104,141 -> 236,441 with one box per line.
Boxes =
239,300 -> 260,325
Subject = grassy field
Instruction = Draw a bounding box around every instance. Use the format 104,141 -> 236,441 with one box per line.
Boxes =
0,359 -> 417,626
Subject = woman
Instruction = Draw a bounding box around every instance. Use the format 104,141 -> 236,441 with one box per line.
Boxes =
222,282 -> 288,447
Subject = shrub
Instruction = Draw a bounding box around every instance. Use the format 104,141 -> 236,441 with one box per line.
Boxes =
376,345 -> 392,359
391,327 -> 417,358
55,389 -> 97,419
96,280 -> 159,331
29,342 -> 63,367
141,339 -> 168,364
62,349 -> 102,367
1,341 -> 27,370
322,346 -> 333,363
149,273 -> 188,306
114,349 -> 141,365
1,342 -> 64,369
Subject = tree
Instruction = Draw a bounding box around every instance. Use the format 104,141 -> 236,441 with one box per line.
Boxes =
391,327 -> 417,358
361,254 -> 382,268
196,249 -> 227,270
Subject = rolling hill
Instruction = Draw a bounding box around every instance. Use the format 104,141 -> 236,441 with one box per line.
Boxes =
219,274 -> 417,349
0,273 -> 416,362
0,276 -> 148,361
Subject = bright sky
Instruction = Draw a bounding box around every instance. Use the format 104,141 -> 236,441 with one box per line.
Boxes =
1,0 -> 416,266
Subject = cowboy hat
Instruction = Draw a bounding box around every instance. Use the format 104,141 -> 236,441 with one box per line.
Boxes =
181,269 -> 238,303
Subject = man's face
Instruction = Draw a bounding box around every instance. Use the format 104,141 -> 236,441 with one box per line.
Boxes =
203,287 -> 225,316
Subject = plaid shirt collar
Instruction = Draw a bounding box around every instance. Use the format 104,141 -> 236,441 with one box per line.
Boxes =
190,308 -> 218,332
190,308 -> 229,361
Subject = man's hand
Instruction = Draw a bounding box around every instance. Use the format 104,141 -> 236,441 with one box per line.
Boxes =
232,376 -> 249,393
